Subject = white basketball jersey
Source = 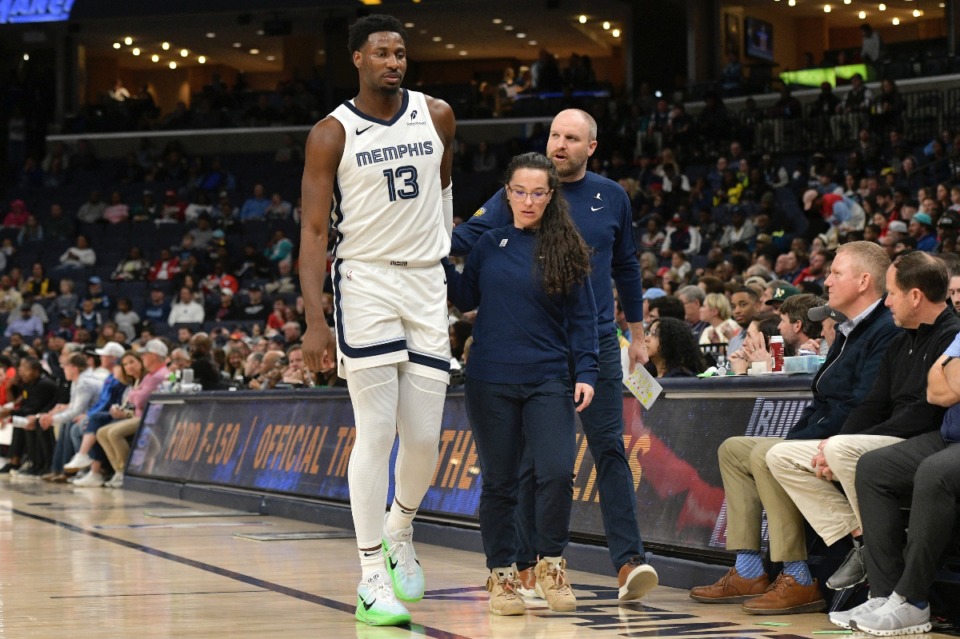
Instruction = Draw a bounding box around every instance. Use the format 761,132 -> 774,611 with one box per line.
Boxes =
329,90 -> 448,266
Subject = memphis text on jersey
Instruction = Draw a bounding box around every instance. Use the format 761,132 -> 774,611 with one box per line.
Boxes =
355,141 -> 435,167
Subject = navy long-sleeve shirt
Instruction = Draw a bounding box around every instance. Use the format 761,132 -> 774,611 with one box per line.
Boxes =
445,225 -> 599,387
452,172 -> 643,334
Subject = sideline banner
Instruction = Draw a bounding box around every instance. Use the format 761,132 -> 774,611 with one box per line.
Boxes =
128,382 -> 810,553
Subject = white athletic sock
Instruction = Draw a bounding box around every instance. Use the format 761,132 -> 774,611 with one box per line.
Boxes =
390,371 -> 446,529
386,499 -> 418,534
359,546 -> 386,580
346,365 -> 400,549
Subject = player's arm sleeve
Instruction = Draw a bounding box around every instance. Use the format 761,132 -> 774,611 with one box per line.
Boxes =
610,192 -> 644,323
450,190 -> 510,257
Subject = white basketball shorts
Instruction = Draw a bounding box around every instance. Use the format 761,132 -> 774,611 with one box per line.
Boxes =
331,258 -> 451,384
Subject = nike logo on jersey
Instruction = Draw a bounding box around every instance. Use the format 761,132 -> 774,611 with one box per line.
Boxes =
591,206 -> 604,212
356,125 -> 373,135
362,597 -> 377,611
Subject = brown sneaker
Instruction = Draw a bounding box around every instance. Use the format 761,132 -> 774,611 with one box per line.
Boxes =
741,573 -> 826,615
689,567 -> 770,603
618,557 -> 659,601
516,566 -> 539,599
486,572 -> 526,616
534,558 -> 577,612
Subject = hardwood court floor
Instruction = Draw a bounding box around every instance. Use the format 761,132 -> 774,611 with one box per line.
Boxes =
1,476 -> 954,639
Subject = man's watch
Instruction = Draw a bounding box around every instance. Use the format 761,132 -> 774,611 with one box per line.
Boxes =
943,356 -> 956,369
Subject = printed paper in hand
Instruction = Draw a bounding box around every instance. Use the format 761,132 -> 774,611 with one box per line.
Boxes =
623,365 -> 662,409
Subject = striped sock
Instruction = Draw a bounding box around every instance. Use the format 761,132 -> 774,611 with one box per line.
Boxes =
734,550 -> 765,579
783,560 -> 813,586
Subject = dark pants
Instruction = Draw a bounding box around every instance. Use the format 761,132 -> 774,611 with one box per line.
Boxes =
465,376 -> 576,570
85,411 -> 115,463
517,330 -> 644,572
857,430 -> 960,601
25,426 -> 55,473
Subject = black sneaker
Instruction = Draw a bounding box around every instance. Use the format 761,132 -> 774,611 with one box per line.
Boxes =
0,462 -> 19,474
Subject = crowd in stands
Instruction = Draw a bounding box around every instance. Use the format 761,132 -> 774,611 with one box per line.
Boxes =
1,51 -> 959,491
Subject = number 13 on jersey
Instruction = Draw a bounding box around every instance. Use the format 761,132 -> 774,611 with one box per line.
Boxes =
383,165 -> 419,202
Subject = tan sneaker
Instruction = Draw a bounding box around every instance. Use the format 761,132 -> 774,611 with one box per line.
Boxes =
534,558 -> 577,612
516,566 -> 539,599
486,571 -> 526,616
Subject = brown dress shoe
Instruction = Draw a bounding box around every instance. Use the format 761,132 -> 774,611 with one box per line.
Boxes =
690,567 -> 770,603
741,573 -> 826,615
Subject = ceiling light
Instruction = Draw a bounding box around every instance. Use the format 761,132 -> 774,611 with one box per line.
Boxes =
22,53 -> 29,61
492,18 -> 502,24
161,42 -> 170,50
266,55 -> 276,61
612,28 -> 621,37
940,3 -> 947,8
151,54 -> 159,62
445,43 -> 454,48
859,10 -> 867,18
458,50 -> 467,56
250,48 -> 260,55
516,32 -> 526,38
504,25 -> 514,31
256,29 -> 264,35
432,36 -> 442,42
233,42 -> 242,48
206,32 -> 215,38
879,3 -> 886,10
132,47 -> 141,56
892,17 -> 900,24
180,49 -> 188,57
913,9 -> 922,16
112,42 -> 121,49
317,49 -> 325,55
403,22 -> 414,28
824,4 -> 831,12
602,21 -> 611,30
843,0 -> 851,3
578,15 -> 587,24
788,0 -> 795,5
528,40 -> 537,45
169,61 -> 177,69
123,36 -> 133,45
198,56 -> 206,64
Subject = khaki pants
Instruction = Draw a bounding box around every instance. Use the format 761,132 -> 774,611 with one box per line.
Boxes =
719,436 -> 807,562
766,434 -> 903,546
96,417 -> 140,472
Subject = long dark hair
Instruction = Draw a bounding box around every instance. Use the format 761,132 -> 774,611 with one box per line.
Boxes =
649,317 -> 706,375
502,152 -> 591,295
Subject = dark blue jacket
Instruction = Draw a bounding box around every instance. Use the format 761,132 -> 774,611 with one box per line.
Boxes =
452,172 -> 643,334
445,225 -> 598,388
787,298 -> 900,441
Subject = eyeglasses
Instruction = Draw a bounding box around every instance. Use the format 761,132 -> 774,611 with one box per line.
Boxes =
507,187 -> 552,203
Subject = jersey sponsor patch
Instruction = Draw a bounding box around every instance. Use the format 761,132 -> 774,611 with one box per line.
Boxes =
499,239 -> 508,247
472,207 -> 486,217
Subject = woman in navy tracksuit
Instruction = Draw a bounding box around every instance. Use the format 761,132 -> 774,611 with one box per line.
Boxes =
445,152 -> 598,615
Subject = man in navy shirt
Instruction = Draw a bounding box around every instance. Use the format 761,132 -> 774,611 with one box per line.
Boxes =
452,108 -> 656,601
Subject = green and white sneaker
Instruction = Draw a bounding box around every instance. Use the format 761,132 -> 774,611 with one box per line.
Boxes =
355,572 -> 411,627
382,515 -> 425,602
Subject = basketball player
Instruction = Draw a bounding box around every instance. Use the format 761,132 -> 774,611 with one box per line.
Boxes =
452,108 -> 658,601
300,14 -> 456,627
